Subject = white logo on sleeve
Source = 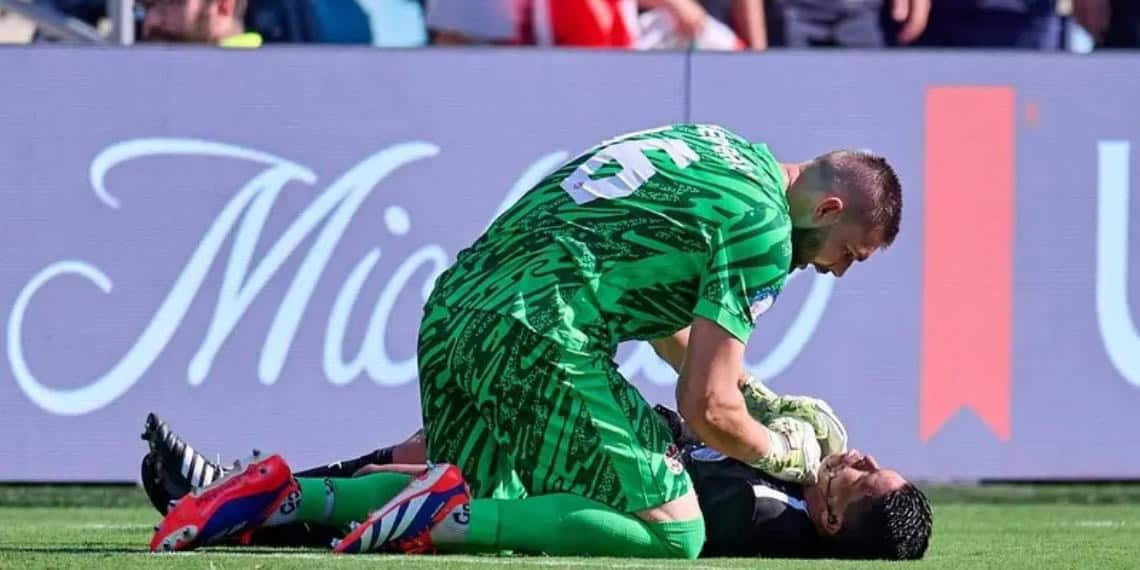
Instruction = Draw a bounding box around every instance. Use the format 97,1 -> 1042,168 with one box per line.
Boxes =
749,287 -> 779,320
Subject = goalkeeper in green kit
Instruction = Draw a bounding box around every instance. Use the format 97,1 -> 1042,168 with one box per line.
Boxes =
151,123 -> 903,559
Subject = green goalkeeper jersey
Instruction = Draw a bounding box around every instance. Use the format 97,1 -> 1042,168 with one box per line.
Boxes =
429,123 -> 792,350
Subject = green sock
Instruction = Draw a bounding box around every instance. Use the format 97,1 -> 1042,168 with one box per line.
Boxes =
453,493 -> 705,559
282,473 -> 411,528
275,474 -> 705,558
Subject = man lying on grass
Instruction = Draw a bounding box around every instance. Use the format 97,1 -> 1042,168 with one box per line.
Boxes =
141,377 -> 932,560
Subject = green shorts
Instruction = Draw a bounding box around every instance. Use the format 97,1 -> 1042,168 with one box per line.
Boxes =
417,304 -> 692,513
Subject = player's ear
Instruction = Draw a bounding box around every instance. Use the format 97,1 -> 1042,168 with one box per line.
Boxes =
814,196 -> 844,226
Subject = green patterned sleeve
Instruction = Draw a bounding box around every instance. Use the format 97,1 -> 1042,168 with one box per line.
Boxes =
693,209 -> 791,343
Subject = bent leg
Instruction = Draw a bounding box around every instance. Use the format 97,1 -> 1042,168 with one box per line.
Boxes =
457,491 -> 704,559
417,306 -> 705,558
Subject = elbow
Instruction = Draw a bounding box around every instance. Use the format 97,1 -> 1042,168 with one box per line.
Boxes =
677,392 -> 704,429
677,389 -> 736,436
676,386 -> 710,435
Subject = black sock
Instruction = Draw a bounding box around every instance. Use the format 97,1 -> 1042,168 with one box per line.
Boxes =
294,446 -> 397,478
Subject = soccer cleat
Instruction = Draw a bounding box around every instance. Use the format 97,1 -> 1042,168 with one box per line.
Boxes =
149,451 -> 296,552
333,463 -> 470,555
140,412 -> 227,514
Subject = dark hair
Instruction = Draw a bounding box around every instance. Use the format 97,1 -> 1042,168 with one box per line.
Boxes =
818,151 -> 903,248
832,483 -> 934,560
142,0 -> 248,18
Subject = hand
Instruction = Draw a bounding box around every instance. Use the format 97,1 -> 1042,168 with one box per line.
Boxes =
891,0 -> 930,45
740,372 -> 781,418
1073,0 -> 1111,43
776,395 -> 849,457
739,374 -> 849,457
663,0 -> 709,39
752,416 -> 823,484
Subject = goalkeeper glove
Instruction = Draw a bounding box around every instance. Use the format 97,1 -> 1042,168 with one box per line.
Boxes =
740,373 -> 849,457
751,415 -> 823,484
776,394 -> 848,457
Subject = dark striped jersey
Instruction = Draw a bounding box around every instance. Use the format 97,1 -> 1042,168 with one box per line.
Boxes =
655,405 -> 821,557
684,444 -> 822,557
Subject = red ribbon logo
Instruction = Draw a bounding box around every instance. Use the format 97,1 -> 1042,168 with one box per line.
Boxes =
920,87 -> 1015,442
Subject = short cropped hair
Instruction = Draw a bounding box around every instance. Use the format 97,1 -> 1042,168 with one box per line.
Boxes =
141,0 -> 248,18
818,151 -> 903,247
833,483 -> 934,560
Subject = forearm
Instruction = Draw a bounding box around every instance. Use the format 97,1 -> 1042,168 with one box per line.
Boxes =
674,317 -> 819,481
666,323 -> 769,461
677,375 -> 773,464
732,0 -> 767,49
652,327 -> 761,390
353,463 -> 430,477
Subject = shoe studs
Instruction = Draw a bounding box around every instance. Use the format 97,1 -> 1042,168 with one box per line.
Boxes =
348,521 -> 360,531
330,538 -> 342,549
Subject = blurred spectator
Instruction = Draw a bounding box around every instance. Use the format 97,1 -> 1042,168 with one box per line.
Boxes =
753,0 -> 929,48
915,0 -> 1062,49
49,0 -> 104,28
140,0 -> 262,47
638,5 -> 743,49
697,0 -> 767,49
242,0 -> 312,43
309,0 -> 428,46
1073,0 -> 1138,47
424,0 -> 718,48
425,0 -> 636,46
884,0 -> 932,44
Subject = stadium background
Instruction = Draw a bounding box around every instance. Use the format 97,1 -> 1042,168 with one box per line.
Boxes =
4,4 -> 1140,568
0,1 -> 1137,489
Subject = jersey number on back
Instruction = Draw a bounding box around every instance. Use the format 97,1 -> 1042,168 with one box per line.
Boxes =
560,139 -> 699,204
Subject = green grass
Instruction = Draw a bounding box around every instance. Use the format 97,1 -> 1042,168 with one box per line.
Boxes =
1,485 -> 1138,569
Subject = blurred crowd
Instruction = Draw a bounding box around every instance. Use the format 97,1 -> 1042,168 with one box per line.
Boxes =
4,0 -> 1139,50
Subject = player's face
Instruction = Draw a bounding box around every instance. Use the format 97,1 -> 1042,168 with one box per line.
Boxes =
141,0 -> 213,42
813,449 -> 907,533
790,221 -> 882,278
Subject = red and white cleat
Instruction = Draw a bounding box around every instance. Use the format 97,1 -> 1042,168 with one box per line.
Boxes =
333,463 -> 470,555
149,451 -> 297,552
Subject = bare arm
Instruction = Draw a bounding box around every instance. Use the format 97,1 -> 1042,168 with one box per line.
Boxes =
1073,0 -> 1111,43
732,0 -> 767,50
650,326 -> 691,373
674,317 -> 774,464
891,0 -> 930,45
354,463 -> 430,476
348,430 -> 427,476
639,0 -> 709,38
651,324 -> 751,390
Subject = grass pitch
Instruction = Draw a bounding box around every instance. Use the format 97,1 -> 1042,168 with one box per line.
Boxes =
1,485 -> 1138,569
